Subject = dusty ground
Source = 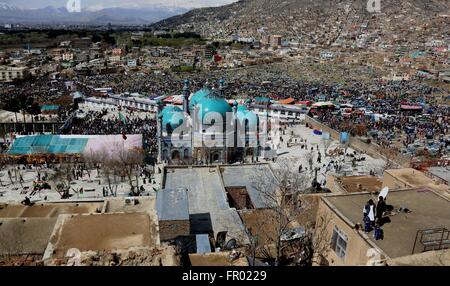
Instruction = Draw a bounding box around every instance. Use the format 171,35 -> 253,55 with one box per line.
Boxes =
48,213 -> 158,259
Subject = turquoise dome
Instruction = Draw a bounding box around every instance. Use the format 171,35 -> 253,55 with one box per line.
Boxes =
237,105 -> 248,112
236,105 -> 258,128
197,96 -> 232,122
160,106 -> 184,131
189,89 -> 211,111
160,105 -> 182,116
162,111 -> 185,131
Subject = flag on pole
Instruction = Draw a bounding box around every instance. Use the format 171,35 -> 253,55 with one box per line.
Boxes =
119,112 -> 127,125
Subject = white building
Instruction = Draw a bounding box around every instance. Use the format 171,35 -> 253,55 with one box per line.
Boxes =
62,53 -> 74,62
127,59 -> 137,67
0,66 -> 30,82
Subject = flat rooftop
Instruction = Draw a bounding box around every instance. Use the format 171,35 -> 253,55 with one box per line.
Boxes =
384,168 -> 449,198
0,202 -> 103,218
44,213 -> 159,259
385,168 -> 436,187
220,165 -> 278,208
428,166 -> 450,183
104,197 -> 155,214
387,249 -> 450,266
0,217 -> 57,256
338,176 -> 382,193
323,189 -> 450,259
156,188 -> 189,222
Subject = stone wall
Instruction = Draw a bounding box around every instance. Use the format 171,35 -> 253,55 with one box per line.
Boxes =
159,220 -> 190,241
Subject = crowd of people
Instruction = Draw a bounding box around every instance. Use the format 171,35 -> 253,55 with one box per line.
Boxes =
3,64 -> 450,163
66,109 -> 158,155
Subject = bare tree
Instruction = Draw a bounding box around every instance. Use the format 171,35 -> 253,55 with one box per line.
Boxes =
249,161 -> 326,266
304,150 -> 315,174
322,138 -> 332,157
49,158 -> 75,199
116,144 -> 144,196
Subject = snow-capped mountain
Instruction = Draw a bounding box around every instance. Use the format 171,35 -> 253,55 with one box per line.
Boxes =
0,3 -> 189,25
0,2 -> 19,10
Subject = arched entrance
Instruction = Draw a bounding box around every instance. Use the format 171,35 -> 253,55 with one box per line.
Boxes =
172,150 -> 180,160
211,152 -> 220,163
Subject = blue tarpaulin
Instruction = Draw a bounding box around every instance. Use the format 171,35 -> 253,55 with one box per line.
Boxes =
340,132 -> 349,144
7,135 -> 88,155
41,105 -> 60,112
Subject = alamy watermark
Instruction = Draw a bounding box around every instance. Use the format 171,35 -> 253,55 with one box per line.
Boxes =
66,0 -> 81,13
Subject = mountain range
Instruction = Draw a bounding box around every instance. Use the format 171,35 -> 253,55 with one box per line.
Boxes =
0,2 -> 189,25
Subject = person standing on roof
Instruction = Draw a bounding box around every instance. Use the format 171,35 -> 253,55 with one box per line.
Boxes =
363,199 -> 375,232
376,196 -> 386,223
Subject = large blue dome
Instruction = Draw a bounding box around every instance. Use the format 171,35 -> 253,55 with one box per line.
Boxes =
189,89 -> 211,111
197,96 -> 232,123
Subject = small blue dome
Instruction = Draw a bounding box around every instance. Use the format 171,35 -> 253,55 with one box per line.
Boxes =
160,105 -> 182,117
236,105 -> 258,128
162,111 -> 185,131
237,105 -> 248,112
160,106 -> 184,131
197,96 -> 232,122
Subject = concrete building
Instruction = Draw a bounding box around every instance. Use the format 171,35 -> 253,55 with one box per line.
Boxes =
83,94 -> 159,112
0,198 -> 180,266
62,53 -> 74,62
271,35 -> 283,48
250,103 -> 306,123
156,188 -> 190,241
0,66 -> 30,82
315,188 -> 450,266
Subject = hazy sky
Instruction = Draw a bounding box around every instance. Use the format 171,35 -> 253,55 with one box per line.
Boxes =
4,0 -> 238,10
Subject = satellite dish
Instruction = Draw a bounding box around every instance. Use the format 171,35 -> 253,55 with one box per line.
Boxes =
379,187 -> 389,199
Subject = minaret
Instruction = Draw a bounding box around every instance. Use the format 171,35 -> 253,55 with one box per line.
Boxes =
220,79 -> 226,163
232,100 -> 238,160
156,99 -> 164,163
219,79 -> 225,97
183,79 -> 190,115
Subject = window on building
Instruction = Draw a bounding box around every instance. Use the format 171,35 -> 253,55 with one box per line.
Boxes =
288,111 -> 293,116
280,111 -> 286,115
331,226 -> 348,259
